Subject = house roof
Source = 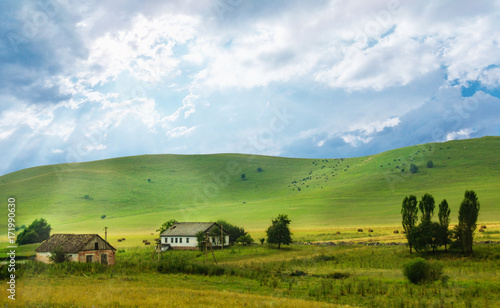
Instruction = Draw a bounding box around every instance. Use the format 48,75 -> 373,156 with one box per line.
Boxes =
160,222 -> 226,237
35,234 -> 115,253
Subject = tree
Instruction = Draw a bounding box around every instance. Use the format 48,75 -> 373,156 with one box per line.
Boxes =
156,219 -> 177,235
16,218 -> 51,245
426,160 -> 434,168
216,220 -> 246,246
257,167 -> 263,172
457,190 -> 480,255
418,193 -> 435,223
409,221 -> 442,253
438,199 -> 451,251
236,234 -> 254,246
410,164 -> 418,173
401,195 -> 418,253
196,231 -> 206,251
259,238 -> 265,245
241,173 -> 246,180
101,215 -> 106,219
266,214 -> 292,249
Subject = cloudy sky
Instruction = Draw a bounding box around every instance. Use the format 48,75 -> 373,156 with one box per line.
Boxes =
1,0 -> 500,175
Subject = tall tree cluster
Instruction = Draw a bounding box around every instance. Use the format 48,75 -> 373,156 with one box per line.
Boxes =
401,190 -> 478,255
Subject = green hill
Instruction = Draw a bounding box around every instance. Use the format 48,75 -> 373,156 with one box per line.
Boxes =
1,136 -> 499,235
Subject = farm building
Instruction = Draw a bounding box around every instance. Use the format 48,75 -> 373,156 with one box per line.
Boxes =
35,234 -> 116,265
160,222 -> 229,251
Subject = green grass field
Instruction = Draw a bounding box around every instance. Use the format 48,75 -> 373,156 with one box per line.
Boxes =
2,243 -> 499,307
0,136 -> 499,239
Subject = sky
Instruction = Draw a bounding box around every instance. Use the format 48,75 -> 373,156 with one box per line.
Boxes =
1,0 -> 500,175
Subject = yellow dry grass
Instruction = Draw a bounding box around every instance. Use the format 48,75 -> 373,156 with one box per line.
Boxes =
1,278 -> 343,308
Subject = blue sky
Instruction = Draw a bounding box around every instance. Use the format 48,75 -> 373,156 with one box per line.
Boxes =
1,0 -> 500,175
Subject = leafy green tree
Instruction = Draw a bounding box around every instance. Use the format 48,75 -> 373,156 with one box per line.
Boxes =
409,221 -> 442,253
16,218 -> 51,245
438,199 -> 451,251
156,219 -> 177,235
401,195 -> 418,253
259,238 -> 265,245
266,214 -> 292,249
236,234 -> 254,246
257,167 -> 263,172
196,231 -> 206,251
216,220 -> 246,246
419,193 -> 435,223
241,173 -> 246,180
426,160 -> 434,168
457,190 -> 480,255
410,164 -> 418,173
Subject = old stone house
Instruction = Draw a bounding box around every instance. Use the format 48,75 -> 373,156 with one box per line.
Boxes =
160,222 -> 229,251
35,234 -> 116,265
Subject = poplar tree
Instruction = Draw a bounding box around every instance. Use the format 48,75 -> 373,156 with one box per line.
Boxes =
458,190 -> 480,255
401,195 -> 418,253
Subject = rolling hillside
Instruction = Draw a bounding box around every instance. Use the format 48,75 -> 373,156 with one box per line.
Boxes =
1,136 -> 499,236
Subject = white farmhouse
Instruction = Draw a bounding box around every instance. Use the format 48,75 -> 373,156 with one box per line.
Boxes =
160,222 -> 229,251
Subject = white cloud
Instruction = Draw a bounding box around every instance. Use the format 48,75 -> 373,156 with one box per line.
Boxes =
0,129 -> 15,140
167,126 -> 198,138
446,128 -> 476,141
75,13 -> 199,87
83,143 -> 107,152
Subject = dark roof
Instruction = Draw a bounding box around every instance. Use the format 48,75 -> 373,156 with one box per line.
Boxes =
161,222 -> 226,237
35,234 -> 115,253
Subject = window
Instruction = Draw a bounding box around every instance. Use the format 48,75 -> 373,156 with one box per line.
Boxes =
175,238 -> 178,243
171,238 -> 174,243
94,242 -> 99,250
101,254 -> 108,265
186,238 -> 189,244
179,238 -> 182,243
86,255 -> 93,263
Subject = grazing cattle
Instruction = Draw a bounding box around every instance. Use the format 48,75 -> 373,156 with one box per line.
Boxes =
393,230 -> 399,234
144,241 -> 151,245
357,229 -> 363,232
401,231 -> 406,234
481,225 -> 487,229
479,228 -> 485,232
336,231 -> 341,235
117,239 -> 122,242
368,229 -> 373,233
121,238 -> 126,241
142,240 -> 147,243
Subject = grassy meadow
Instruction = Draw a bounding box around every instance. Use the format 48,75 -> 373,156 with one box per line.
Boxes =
0,136 -> 499,237
2,242 -> 499,307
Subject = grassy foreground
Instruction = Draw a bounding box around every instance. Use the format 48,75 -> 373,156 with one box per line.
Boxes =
2,242 -> 499,307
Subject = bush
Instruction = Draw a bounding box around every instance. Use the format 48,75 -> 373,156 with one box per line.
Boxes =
236,234 -> 254,246
49,246 -> 68,264
403,258 -> 443,284
410,164 -> 419,174
426,160 -> 434,168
